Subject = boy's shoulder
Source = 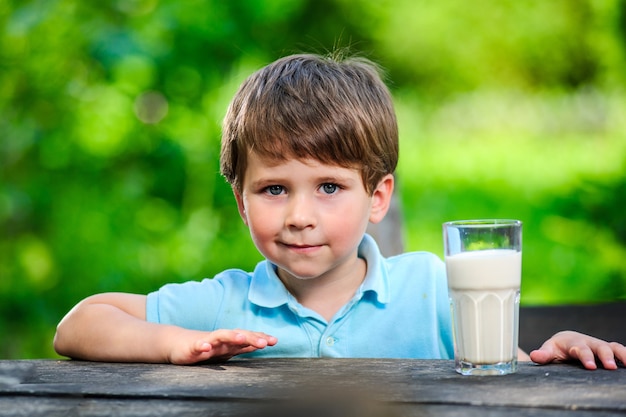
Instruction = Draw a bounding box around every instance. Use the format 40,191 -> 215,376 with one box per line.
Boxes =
385,249 -> 444,264
200,262 -> 268,290
214,267 -> 256,281
156,263 -> 263,295
383,250 -> 445,276
362,234 -> 444,277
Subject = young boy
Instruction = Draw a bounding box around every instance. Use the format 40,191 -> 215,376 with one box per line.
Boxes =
55,53 -> 625,369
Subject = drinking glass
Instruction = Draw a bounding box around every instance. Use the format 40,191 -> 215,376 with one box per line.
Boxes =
443,219 -> 522,376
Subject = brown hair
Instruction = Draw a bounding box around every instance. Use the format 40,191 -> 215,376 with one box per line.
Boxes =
220,53 -> 398,194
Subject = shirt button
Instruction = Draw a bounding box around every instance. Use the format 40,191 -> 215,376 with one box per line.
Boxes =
326,336 -> 335,346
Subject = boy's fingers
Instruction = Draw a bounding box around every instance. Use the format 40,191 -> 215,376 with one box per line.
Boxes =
530,334 -> 625,370
230,330 -> 278,347
568,345 -> 597,370
531,338 -> 562,361
595,344 -> 617,370
209,330 -> 247,343
529,343 -> 560,364
195,341 -> 212,352
232,329 -> 277,342
529,349 -> 548,364
209,330 -> 275,348
612,342 -> 626,366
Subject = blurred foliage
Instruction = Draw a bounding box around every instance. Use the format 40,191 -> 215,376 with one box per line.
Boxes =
1,0 -> 626,359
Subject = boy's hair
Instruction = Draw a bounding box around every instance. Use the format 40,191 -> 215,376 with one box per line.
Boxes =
220,53 -> 398,194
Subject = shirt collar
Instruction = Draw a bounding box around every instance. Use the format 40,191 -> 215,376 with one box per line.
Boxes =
248,234 -> 389,308
248,262 -> 291,308
357,234 -> 390,304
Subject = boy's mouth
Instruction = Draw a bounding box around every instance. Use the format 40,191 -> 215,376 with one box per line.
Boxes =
281,242 -> 322,252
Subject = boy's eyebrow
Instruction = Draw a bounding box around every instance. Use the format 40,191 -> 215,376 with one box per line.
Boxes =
247,174 -> 358,189
315,175 -> 358,184
247,178 -> 276,189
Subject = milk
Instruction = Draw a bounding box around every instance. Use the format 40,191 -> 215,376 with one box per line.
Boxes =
445,249 -> 521,365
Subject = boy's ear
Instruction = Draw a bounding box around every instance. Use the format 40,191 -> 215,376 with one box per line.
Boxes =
233,189 -> 249,226
369,174 -> 395,224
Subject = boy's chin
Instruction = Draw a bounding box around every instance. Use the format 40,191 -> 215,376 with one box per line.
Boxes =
275,265 -> 328,282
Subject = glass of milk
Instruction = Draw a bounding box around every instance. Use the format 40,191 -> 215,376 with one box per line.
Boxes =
443,219 -> 522,376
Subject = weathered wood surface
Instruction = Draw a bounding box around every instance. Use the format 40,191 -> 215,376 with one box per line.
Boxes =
0,359 -> 625,416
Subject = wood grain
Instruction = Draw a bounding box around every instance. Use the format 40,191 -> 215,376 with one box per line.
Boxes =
1,359 -> 624,416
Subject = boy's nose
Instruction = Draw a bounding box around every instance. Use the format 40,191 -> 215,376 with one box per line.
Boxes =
285,195 -> 316,229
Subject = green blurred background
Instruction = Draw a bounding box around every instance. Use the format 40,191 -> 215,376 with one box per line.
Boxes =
1,0 -> 626,359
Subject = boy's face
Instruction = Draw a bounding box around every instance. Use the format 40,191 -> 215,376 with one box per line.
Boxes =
234,153 -> 393,285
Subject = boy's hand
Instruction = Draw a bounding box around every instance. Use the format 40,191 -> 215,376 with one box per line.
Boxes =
530,331 -> 626,370
167,328 -> 278,364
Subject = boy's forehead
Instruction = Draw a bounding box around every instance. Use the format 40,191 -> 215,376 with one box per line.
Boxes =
247,151 -> 361,171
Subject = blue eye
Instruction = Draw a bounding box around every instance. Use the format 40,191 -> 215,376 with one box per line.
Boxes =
321,183 -> 338,194
267,185 -> 284,195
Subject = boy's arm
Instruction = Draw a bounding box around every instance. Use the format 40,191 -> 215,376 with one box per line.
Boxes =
518,348 -> 531,361
54,293 -> 277,364
529,331 -> 626,370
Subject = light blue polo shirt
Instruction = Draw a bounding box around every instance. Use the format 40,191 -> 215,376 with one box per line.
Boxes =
146,234 -> 453,359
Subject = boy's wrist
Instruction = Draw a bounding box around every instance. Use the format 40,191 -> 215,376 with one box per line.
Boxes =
153,324 -> 186,363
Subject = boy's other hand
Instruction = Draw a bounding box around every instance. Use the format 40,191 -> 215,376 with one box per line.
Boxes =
530,330 -> 626,370
168,328 -> 278,364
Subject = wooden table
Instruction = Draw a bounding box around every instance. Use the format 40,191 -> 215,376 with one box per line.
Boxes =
1,359 -> 624,416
